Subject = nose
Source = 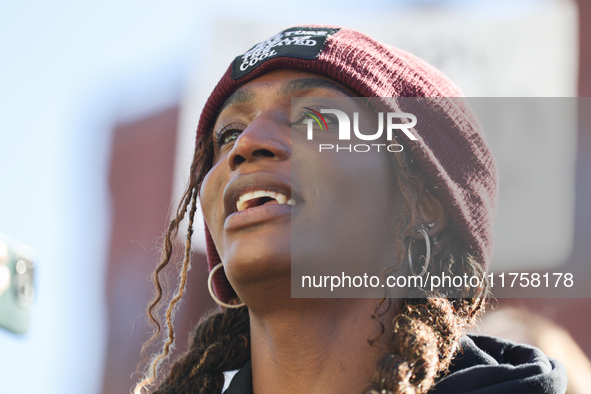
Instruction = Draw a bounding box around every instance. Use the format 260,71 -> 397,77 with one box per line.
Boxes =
227,111 -> 290,170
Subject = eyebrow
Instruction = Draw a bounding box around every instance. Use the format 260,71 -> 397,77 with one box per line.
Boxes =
218,77 -> 354,113
218,89 -> 255,113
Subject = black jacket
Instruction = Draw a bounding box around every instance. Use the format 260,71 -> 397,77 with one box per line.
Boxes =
223,335 -> 567,394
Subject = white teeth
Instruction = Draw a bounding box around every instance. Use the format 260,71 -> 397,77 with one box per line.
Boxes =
252,190 -> 266,199
236,190 -> 295,211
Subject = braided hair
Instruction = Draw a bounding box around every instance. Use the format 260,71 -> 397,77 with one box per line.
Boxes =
134,118 -> 489,394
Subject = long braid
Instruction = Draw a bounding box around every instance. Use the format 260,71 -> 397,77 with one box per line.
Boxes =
150,187 -> 198,385
135,132 -> 213,394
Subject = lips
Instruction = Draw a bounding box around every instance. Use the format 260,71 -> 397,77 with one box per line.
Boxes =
223,172 -> 301,230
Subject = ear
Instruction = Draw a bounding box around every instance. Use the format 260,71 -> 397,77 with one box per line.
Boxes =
408,174 -> 449,240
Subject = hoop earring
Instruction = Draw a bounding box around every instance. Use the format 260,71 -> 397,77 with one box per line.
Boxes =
408,225 -> 431,276
208,263 -> 245,309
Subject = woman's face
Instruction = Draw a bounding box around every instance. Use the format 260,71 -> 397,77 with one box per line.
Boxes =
200,69 -> 405,300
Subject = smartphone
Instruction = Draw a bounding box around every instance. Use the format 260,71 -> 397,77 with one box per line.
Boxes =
0,233 -> 35,334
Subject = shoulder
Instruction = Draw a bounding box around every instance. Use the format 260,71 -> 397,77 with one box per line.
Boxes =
222,336 -> 567,394
432,335 -> 567,394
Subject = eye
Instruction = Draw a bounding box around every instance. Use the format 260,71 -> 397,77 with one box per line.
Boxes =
214,124 -> 245,148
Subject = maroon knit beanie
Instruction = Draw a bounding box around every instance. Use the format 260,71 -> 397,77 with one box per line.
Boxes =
196,26 -> 499,303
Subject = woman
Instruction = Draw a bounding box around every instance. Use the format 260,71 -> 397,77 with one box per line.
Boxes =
135,26 -> 566,394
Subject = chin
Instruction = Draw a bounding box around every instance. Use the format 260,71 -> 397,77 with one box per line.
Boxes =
222,231 -> 291,287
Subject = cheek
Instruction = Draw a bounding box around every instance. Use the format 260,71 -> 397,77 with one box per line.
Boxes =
199,164 -> 227,238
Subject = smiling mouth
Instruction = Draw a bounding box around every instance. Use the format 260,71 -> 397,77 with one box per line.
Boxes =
236,190 -> 296,212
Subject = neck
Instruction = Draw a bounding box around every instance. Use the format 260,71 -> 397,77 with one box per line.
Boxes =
248,298 -> 397,394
